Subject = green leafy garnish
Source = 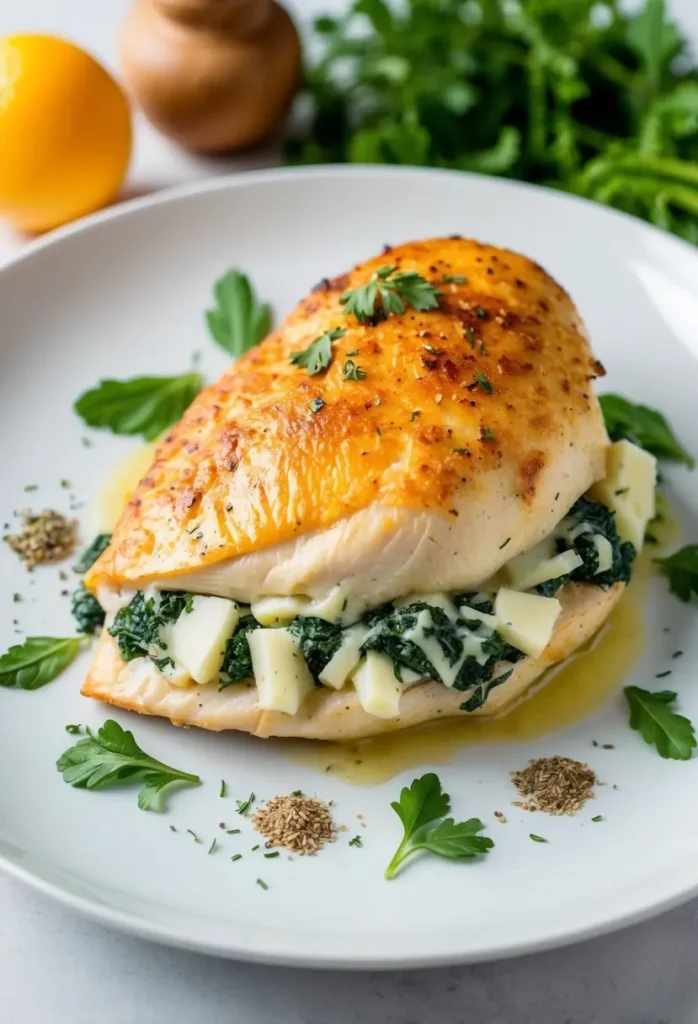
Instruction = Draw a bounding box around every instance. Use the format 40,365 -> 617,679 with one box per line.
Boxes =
442,274 -> 467,284
75,373 -> 202,441
290,327 -> 346,375
480,426 -> 496,443
655,545 -> 698,602
343,359 -> 367,381
236,792 -> 255,815
288,0 -> 698,244
205,269 -> 272,357
56,719 -> 201,811
624,686 -> 696,760
340,266 -> 441,325
385,772 -> 493,879
73,534 -> 111,574
0,636 -> 85,690
599,394 -> 693,466
474,370 -> 493,394
71,584 -> 105,635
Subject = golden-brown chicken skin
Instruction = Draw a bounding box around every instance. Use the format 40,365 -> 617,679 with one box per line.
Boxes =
86,236 -> 608,608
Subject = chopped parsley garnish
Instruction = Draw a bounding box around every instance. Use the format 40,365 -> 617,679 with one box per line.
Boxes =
56,719 -> 201,811
599,394 -> 693,467
220,779 -> 227,798
591,815 -> 604,823
205,268 -> 272,357
65,724 -> 82,735
529,834 -> 547,843
474,370 -> 493,394
442,274 -> 467,284
208,838 -> 218,855
624,686 -> 696,760
231,853 -> 242,862
466,327 -> 476,347
343,359 -> 367,381
385,772 -> 493,879
349,835 -> 363,847
340,265 -> 442,324
256,878 -> 268,890
655,545 -> 698,602
187,830 -> 202,843
0,636 -> 86,690
290,327 -> 346,375
75,373 -> 202,441
480,426 -> 496,442
309,397 -> 325,413
475,306 -> 488,319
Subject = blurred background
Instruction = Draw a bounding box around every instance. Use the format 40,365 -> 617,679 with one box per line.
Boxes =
2,0 -> 698,263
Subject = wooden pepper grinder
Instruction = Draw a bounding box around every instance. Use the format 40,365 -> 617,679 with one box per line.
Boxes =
119,0 -> 302,153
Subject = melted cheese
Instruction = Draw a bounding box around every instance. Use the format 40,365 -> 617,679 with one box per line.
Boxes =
352,652 -> 402,719
248,628 -> 314,714
589,440 -> 657,549
319,626 -> 367,689
162,596 -> 239,685
493,589 -> 561,659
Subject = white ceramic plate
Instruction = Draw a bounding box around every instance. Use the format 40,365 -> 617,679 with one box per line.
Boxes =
1,167 -> 698,969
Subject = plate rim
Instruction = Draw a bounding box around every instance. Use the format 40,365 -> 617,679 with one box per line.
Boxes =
2,163 -> 698,968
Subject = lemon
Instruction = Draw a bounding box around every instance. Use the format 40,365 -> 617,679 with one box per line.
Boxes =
0,35 -> 132,233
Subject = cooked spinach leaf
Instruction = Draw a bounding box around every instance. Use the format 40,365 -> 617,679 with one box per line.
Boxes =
73,533 -> 111,573
549,497 -> 636,591
108,591 -> 189,670
71,583 -> 105,635
219,615 -> 261,687
287,616 -> 343,677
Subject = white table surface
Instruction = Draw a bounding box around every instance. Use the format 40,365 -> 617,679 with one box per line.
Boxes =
3,2 -> 698,1021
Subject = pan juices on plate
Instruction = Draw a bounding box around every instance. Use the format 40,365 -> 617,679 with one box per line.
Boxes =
82,237 -> 656,741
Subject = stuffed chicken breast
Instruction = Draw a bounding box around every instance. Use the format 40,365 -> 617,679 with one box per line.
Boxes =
82,237 -> 657,740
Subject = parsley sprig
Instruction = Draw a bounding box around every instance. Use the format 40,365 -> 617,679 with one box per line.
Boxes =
385,772 -> 493,879
599,394 -> 693,467
56,719 -> 201,811
624,686 -> 696,760
74,373 -> 202,441
205,269 -> 271,357
341,266 -> 441,325
0,636 -> 86,690
655,545 -> 698,602
290,327 -> 346,375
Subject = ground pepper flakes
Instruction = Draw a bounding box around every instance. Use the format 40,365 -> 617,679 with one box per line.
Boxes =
253,794 -> 336,855
511,756 -> 597,816
4,508 -> 77,569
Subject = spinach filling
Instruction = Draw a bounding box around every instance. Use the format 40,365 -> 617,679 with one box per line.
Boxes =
71,533 -> 112,635
108,591 -> 192,671
361,599 -> 524,712
219,615 -> 262,687
535,496 -> 636,597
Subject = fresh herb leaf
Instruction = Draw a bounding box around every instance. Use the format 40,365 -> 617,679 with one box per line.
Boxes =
343,359 -> 367,381
71,583 -> 105,635
236,792 -> 255,815
474,370 -> 493,394
75,374 -> 202,441
599,394 -> 692,467
655,545 -> 698,602
56,719 -> 201,810
624,685 -> 696,760
205,269 -> 272,357
341,266 -> 441,324
385,772 -> 492,879
290,327 -> 347,375
0,636 -> 85,690
73,534 -> 111,573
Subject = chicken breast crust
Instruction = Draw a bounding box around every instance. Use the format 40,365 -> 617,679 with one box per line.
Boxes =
85,237 -> 608,607
82,582 -> 622,742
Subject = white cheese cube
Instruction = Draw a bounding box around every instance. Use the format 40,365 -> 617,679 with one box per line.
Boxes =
250,595 -> 310,626
590,440 -> 657,549
164,596 -> 239,685
505,543 -> 582,591
160,661 -> 192,689
248,628 -> 314,714
352,651 -> 402,719
592,534 -> 614,574
494,588 -> 561,660
318,626 -> 366,689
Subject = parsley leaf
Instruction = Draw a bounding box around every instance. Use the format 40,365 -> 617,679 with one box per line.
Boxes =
205,269 -> 272,357
655,545 -> 698,602
474,370 -> 493,394
56,719 -> 201,811
341,266 -> 441,324
385,772 -> 493,879
0,636 -> 86,690
624,686 -> 696,760
343,359 -> 367,381
599,394 -> 693,467
290,327 -> 346,375
75,373 -> 202,441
